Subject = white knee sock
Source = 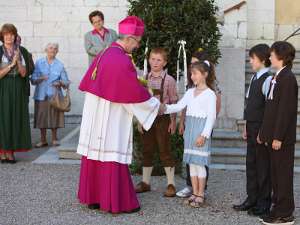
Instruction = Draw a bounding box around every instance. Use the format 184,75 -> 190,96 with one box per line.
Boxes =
164,167 -> 175,185
142,167 -> 153,185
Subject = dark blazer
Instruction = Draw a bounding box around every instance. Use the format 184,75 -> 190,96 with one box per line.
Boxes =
259,67 -> 298,146
244,72 -> 270,122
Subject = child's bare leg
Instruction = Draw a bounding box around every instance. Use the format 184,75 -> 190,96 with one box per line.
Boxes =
197,177 -> 206,201
183,176 -> 198,205
184,164 -> 199,204
191,176 -> 199,195
196,165 -> 207,203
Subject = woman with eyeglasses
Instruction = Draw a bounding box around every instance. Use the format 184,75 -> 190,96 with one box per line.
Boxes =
84,10 -> 118,65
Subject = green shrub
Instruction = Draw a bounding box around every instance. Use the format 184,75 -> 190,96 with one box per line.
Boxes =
128,0 -> 221,75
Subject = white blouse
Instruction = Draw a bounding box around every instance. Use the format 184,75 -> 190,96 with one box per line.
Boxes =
165,88 -> 216,138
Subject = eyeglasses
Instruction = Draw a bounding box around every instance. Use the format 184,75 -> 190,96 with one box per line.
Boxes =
128,36 -> 141,45
92,19 -> 103,25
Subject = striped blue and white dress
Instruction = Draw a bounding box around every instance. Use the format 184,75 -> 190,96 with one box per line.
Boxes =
165,88 -> 216,166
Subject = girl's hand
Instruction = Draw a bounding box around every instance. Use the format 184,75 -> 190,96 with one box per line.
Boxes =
272,139 -> 282,150
195,136 -> 206,147
168,121 -> 176,135
178,122 -> 185,135
242,124 -> 247,140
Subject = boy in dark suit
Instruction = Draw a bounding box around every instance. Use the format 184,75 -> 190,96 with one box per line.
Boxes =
233,44 -> 272,217
258,41 -> 297,225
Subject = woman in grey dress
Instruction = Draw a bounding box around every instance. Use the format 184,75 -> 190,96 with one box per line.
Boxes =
31,43 -> 70,147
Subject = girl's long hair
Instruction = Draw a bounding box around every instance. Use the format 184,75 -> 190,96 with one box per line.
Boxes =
188,49 -> 216,89
190,61 -> 216,91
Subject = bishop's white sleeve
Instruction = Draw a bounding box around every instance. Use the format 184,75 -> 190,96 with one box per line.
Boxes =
165,90 -> 190,114
201,93 -> 217,139
123,97 -> 160,131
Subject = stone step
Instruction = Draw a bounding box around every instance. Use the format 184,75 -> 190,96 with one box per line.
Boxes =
57,143 -> 80,160
211,147 -> 300,167
212,129 -> 300,149
212,130 -> 246,148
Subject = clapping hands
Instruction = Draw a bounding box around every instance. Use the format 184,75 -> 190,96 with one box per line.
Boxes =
11,50 -> 20,66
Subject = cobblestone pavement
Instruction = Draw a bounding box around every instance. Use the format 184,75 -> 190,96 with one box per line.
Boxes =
0,162 -> 299,225
1,123 -> 299,225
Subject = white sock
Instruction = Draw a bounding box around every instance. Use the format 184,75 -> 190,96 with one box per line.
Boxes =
164,167 -> 175,186
142,167 -> 153,185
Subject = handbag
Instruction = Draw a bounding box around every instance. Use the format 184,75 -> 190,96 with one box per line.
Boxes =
49,88 -> 71,112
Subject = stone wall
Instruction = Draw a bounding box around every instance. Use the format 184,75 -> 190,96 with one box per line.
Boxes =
2,0 -> 297,130
275,0 -> 300,47
215,47 -> 245,130
0,0 -> 128,115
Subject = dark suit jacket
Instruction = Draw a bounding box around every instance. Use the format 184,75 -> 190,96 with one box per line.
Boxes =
259,67 -> 298,146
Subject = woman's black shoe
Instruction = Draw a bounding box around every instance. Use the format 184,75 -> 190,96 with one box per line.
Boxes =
88,204 -> 100,210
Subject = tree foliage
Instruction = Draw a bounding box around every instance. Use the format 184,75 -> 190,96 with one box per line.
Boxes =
128,0 -> 222,75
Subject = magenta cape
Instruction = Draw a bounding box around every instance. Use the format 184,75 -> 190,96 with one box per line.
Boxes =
79,42 -> 150,103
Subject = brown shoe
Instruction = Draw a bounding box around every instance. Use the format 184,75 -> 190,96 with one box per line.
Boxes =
164,184 -> 176,197
135,181 -> 151,193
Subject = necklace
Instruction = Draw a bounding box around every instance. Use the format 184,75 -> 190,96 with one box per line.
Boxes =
195,86 -> 207,91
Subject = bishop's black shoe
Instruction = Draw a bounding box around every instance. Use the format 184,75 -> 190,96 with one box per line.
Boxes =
88,204 -> 100,210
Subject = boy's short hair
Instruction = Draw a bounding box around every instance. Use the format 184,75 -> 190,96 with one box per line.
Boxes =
149,48 -> 168,61
249,44 -> 271,67
270,41 -> 295,68
89,10 -> 104,24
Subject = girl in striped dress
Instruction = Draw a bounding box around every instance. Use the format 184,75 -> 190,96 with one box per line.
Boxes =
162,61 -> 216,207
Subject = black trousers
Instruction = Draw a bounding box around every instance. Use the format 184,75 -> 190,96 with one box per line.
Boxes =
246,121 -> 271,208
268,144 -> 295,217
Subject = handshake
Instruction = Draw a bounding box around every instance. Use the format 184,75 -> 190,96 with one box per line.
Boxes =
158,103 -> 167,115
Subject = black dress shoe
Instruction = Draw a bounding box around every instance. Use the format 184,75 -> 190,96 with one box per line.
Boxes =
88,204 -> 100,210
233,199 -> 256,211
262,215 -> 295,224
248,206 -> 269,216
124,207 -> 141,214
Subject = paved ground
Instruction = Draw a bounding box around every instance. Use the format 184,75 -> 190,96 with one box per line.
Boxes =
1,122 -> 299,225
1,163 -> 299,225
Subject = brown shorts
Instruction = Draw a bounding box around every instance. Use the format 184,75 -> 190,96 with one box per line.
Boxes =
141,115 -> 175,167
